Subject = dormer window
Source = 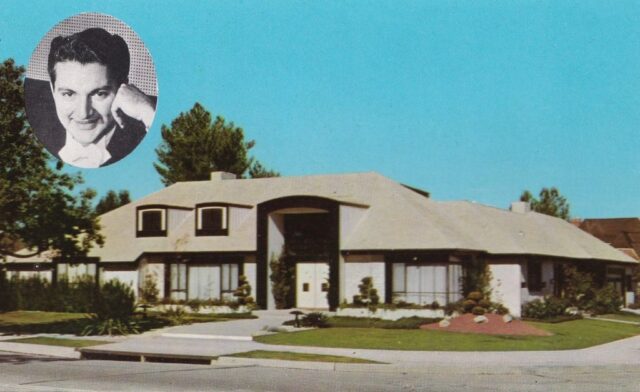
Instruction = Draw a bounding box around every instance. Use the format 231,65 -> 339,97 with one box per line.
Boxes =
137,207 -> 167,237
196,204 -> 228,236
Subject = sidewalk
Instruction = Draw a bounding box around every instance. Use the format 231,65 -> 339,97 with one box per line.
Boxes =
1,310 -> 640,370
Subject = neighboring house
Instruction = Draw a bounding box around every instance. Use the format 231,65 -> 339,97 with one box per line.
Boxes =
578,218 -> 640,304
5,172 -> 637,317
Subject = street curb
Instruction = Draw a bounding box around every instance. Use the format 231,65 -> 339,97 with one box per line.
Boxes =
216,356 -> 337,370
0,342 -> 79,359
161,332 -> 253,341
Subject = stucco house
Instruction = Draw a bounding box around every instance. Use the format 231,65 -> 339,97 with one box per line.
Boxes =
6,172 -> 637,317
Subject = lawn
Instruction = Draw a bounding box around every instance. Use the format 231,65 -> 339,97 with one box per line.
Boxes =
226,350 -> 381,364
4,337 -> 111,348
594,311 -> 640,323
255,319 -> 640,351
0,311 -> 87,326
0,311 -> 91,335
0,310 -> 255,335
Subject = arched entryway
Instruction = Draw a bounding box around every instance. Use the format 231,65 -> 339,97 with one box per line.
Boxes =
256,196 -> 340,310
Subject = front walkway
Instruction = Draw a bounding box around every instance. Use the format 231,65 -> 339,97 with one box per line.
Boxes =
1,310 -> 640,369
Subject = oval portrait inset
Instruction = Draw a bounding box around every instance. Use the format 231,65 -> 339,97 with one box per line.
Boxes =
25,13 -> 158,168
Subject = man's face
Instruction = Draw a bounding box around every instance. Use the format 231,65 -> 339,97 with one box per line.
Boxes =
51,61 -> 117,146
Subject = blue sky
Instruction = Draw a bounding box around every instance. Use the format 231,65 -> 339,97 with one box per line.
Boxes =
2,1 -> 639,218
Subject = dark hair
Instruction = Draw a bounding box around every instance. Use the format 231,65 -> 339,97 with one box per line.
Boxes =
47,27 -> 129,86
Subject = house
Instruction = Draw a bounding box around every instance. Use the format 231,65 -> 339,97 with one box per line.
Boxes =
5,172 -> 637,317
578,218 -> 640,304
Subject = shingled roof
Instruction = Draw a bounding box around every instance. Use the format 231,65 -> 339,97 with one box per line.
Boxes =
579,218 -> 640,261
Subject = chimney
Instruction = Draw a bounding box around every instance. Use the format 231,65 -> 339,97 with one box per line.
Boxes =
210,171 -> 237,181
510,201 -> 531,214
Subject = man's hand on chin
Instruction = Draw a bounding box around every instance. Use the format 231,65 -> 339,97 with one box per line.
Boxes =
110,83 -> 155,130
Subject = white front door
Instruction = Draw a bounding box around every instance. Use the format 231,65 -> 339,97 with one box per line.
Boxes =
296,262 -> 329,309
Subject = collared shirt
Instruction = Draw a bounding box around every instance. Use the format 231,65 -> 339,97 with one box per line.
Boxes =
58,127 -> 116,168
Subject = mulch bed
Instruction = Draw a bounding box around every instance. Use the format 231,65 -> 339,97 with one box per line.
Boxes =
420,313 -> 552,336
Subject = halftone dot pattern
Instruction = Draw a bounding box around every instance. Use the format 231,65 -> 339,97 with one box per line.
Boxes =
26,12 -> 158,96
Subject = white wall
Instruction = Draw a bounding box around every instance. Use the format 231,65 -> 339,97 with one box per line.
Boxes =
266,213 -> 285,310
229,207 -> 252,235
343,255 -> 385,303
102,270 -> 138,294
339,205 -> 367,244
489,264 -> 522,317
167,209 -> 190,233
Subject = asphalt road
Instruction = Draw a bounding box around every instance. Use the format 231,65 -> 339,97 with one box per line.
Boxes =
0,353 -> 639,392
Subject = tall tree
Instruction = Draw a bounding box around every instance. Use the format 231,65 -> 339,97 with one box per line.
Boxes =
154,103 -> 278,186
95,190 -> 131,215
520,187 -> 570,220
249,161 -> 280,179
0,59 -> 102,260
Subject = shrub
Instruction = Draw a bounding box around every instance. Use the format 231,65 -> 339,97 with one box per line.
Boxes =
522,296 -> 569,320
269,250 -> 294,309
234,275 -> 255,307
301,312 -> 329,328
587,284 -> 623,315
461,260 -> 492,298
462,299 -> 476,312
490,303 -> 510,315
471,306 -> 486,315
139,273 -> 159,305
467,291 -> 483,301
187,299 -> 203,312
93,279 -> 136,321
162,306 -> 190,326
478,299 -> 491,308
444,300 -> 464,315
353,277 -> 380,311
82,315 -> 140,336
563,265 -> 594,308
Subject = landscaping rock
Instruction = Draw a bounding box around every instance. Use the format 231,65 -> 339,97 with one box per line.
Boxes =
438,319 -> 450,328
502,314 -> 513,323
450,311 -> 461,318
473,315 -> 488,324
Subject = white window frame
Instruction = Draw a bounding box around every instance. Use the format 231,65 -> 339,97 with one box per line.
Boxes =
197,206 -> 227,230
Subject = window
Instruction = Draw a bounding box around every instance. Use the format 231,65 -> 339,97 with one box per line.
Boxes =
170,263 -> 187,300
137,208 -> 167,237
196,205 -> 228,236
527,260 -> 543,292
221,263 -> 239,292
56,263 -> 96,282
392,263 -> 462,305
184,263 -> 240,301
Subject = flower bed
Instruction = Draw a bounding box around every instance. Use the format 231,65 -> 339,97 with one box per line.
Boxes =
336,307 -> 444,320
149,304 -> 253,314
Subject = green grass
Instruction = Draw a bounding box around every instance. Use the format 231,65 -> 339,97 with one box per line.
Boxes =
0,311 -> 88,326
225,350 -> 381,364
594,311 -> 640,323
4,337 -> 112,348
255,319 -> 640,351
0,311 -> 92,335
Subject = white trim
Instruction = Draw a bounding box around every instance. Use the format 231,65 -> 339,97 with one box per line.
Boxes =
197,206 -> 227,230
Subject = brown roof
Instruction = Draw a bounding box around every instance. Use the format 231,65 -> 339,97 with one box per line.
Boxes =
579,218 -> 640,260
